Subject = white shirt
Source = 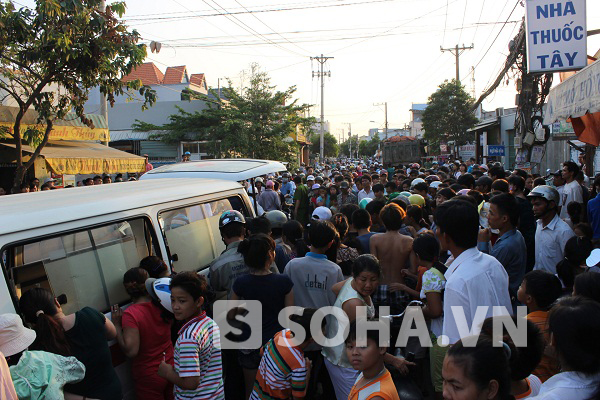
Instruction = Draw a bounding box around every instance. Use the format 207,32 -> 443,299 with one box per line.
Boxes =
442,247 -> 512,345
533,214 -> 576,274
357,188 -> 375,202
559,180 -> 583,219
532,371 -> 600,399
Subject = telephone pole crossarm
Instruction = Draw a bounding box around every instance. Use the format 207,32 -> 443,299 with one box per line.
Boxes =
440,44 -> 474,82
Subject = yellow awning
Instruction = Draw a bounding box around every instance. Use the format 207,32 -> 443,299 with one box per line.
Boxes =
1,140 -> 145,174
0,106 -> 109,141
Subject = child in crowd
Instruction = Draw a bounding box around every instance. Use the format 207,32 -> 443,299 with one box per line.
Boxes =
158,272 -> 223,399
481,316 -> 544,399
442,335 -> 512,400
232,233 -> 295,398
537,296 -> 600,399
250,308 -> 321,400
345,320 -> 400,400
517,270 -> 562,382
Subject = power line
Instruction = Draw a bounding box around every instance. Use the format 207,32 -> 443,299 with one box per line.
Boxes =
457,0 -> 469,44
125,0 -> 397,23
442,0 -> 449,46
201,0 -> 306,57
468,0 -> 520,77
330,0 -> 460,55
230,0 -> 311,55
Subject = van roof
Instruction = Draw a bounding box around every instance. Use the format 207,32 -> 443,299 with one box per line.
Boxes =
141,159 -> 287,181
0,178 -> 242,236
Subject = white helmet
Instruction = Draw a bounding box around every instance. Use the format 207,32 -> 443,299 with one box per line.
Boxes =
145,277 -> 173,313
410,178 -> 426,189
527,185 -> 559,204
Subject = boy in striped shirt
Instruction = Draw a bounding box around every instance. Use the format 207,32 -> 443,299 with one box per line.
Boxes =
158,272 -> 224,399
250,309 -> 320,400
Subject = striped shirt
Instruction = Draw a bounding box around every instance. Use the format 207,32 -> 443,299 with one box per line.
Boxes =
349,369 -> 400,400
174,312 -> 224,399
250,330 -> 308,400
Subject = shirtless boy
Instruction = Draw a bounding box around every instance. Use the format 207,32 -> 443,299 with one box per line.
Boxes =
369,203 -> 414,314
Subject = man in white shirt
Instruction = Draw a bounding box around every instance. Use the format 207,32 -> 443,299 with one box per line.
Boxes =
559,161 -> 584,220
357,174 -> 376,202
434,198 -> 512,346
529,185 -> 575,273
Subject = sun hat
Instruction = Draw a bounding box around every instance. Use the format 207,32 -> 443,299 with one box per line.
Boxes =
0,314 -> 36,357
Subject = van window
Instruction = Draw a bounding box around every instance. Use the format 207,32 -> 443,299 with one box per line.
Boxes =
158,195 -> 248,273
5,218 -> 157,315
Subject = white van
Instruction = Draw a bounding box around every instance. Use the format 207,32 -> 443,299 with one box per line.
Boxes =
0,178 -> 255,398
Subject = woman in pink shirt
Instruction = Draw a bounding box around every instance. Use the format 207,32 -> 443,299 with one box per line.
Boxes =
112,268 -> 174,400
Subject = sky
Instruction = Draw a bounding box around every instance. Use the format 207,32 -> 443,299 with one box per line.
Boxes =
16,0 -> 600,141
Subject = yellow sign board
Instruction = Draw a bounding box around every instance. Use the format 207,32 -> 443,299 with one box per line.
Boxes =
0,122 -> 110,142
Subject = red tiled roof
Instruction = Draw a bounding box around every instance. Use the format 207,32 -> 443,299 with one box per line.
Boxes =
121,62 -> 164,85
190,73 -> 205,87
386,136 -> 417,142
163,66 -> 187,84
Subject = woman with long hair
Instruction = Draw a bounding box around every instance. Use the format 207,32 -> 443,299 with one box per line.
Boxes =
19,288 -> 121,399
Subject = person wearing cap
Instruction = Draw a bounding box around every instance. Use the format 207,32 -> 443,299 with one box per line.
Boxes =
111,267 -> 174,399
312,206 -> 332,221
337,180 -> 358,206
257,180 -> 281,212
0,313 -> 87,399
549,169 -> 566,209
43,177 -> 57,188
209,211 -> 278,299
144,154 -> 154,173
528,186 -> 576,274
208,210 -> 278,399
182,151 -> 191,162
560,161 -> 584,220
280,172 -> 296,199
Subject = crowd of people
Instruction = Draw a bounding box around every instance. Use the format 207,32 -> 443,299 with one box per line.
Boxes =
1,156 -> 600,400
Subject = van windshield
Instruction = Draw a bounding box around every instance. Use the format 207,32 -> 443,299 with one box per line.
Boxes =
3,217 -> 157,314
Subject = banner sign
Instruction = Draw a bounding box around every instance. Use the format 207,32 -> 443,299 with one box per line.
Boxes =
487,145 -> 505,157
459,144 -> 476,159
525,0 -> 587,73
543,59 -> 600,125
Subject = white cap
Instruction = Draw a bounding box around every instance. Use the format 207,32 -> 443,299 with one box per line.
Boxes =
311,184 -> 321,190
311,206 -> 332,221
430,181 -> 442,189
586,248 -> 600,267
43,177 -> 56,184
307,175 -> 315,181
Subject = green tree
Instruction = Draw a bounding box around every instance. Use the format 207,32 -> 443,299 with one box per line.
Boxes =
134,63 -> 314,165
422,79 -> 478,147
357,133 -> 380,157
309,132 -> 338,158
0,0 -> 156,189
340,136 -> 359,158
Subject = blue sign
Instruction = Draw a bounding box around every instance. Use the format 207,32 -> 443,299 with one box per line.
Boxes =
488,145 -> 505,156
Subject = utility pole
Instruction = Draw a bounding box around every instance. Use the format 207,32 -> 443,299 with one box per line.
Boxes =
311,54 -> 333,162
343,122 -> 352,159
440,44 -> 474,81
373,102 -> 388,139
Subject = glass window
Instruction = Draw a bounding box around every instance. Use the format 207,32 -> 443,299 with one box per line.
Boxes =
6,218 -> 157,314
158,196 -> 249,272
